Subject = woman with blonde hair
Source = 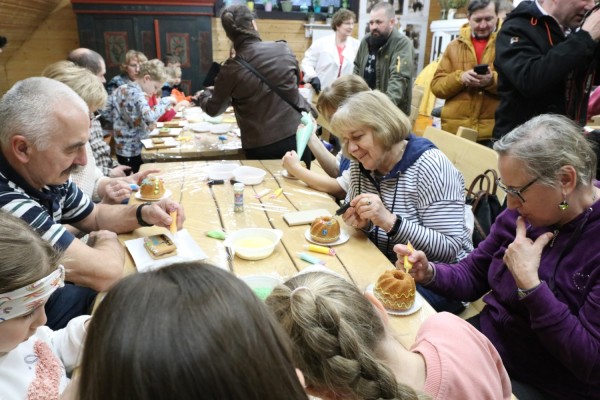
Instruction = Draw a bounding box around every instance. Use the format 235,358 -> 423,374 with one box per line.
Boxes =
265,271 -> 511,399
282,75 -> 370,199
106,49 -> 148,95
332,90 -> 472,313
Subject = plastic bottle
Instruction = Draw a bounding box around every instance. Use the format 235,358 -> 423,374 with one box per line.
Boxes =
233,183 -> 244,213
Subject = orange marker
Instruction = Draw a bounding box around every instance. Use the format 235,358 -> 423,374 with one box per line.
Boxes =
169,210 -> 178,234
404,241 -> 414,272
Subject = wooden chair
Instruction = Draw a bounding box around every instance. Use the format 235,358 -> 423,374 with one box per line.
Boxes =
410,84 -> 425,130
423,126 -> 505,204
456,126 -> 479,142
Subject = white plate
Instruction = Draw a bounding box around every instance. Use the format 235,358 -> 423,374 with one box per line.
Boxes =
134,189 -> 172,202
210,123 -> 231,135
365,284 -> 424,316
124,229 -> 208,273
281,169 -> 298,180
190,122 -> 212,133
141,137 -> 178,149
304,228 -> 350,246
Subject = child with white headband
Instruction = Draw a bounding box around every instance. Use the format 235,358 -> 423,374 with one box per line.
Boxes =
0,211 -> 90,399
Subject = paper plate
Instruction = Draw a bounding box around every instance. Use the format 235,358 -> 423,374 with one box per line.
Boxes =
134,189 -> 172,202
210,124 -> 231,135
365,284 -> 424,316
304,228 -> 350,246
190,122 -> 212,133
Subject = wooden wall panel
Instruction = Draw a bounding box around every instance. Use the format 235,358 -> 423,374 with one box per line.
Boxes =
211,17 -> 311,64
1,0 -> 79,94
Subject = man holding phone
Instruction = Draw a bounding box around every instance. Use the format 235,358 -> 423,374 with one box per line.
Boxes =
431,0 -> 499,145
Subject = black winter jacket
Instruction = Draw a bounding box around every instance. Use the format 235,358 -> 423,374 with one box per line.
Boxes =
493,1 -> 600,139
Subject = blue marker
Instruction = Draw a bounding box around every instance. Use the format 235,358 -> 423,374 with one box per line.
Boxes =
298,252 -> 326,265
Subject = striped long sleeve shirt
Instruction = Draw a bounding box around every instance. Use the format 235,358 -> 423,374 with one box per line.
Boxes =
347,135 -> 473,264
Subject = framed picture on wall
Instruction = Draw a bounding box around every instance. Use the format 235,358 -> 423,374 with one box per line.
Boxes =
166,33 -> 191,68
104,32 -> 128,67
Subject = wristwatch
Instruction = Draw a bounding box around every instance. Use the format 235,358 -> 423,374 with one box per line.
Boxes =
136,202 -> 154,227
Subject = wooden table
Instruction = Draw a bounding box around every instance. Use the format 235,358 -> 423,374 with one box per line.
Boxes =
121,159 -> 435,346
141,110 -> 243,163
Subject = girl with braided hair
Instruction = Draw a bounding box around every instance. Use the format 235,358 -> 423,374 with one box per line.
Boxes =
198,5 -> 313,163
266,271 -> 512,400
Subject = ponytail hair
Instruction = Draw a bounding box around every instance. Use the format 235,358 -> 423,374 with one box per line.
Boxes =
220,4 -> 259,44
266,272 -> 429,400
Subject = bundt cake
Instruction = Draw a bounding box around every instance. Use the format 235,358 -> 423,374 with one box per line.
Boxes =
140,176 -> 166,200
310,216 -> 340,244
374,269 -> 416,311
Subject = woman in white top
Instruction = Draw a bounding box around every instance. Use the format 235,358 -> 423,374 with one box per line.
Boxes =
301,9 -> 360,93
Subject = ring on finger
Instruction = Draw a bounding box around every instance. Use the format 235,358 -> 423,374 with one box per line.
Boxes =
366,198 -> 372,206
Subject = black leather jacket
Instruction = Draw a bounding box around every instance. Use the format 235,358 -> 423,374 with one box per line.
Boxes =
200,35 -> 310,150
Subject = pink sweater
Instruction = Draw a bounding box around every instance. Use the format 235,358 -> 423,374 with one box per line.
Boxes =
410,312 -> 512,399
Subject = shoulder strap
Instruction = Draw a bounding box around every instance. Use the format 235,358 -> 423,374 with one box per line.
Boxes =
234,56 -> 304,114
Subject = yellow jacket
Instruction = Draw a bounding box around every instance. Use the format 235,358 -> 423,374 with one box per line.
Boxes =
430,23 -> 499,140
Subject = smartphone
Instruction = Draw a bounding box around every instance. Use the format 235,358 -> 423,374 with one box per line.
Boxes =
474,64 -> 489,75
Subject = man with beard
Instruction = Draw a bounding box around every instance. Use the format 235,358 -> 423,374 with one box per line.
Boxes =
0,77 -> 185,329
431,0 -> 499,145
493,0 -> 600,140
354,2 -> 414,115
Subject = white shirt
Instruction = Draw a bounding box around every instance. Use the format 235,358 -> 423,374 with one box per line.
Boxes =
301,33 -> 360,90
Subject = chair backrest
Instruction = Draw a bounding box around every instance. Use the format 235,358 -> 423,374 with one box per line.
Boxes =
456,126 -> 479,142
410,85 -> 425,129
423,126 -> 505,203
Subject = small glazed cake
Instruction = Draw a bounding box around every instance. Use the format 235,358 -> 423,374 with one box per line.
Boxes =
144,234 -> 177,259
152,137 -> 165,144
158,127 -> 170,135
310,216 -> 340,244
140,176 -> 166,200
373,269 -> 416,311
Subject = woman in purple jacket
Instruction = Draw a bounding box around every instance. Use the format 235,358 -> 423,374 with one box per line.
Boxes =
395,114 -> 600,400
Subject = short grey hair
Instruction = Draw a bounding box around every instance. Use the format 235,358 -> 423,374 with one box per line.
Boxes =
494,114 -> 596,188
0,77 -> 88,151
370,2 -> 395,19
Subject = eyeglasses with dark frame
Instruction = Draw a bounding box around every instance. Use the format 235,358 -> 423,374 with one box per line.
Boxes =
496,177 -> 539,202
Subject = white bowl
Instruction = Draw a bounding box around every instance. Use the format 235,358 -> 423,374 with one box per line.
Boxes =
239,274 -> 284,300
224,228 -> 283,261
233,166 -> 266,185
210,123 -> 231,135
205,163 -> 238,180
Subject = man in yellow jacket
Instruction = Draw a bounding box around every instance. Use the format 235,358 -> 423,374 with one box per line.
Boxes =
430,0 -> 499,144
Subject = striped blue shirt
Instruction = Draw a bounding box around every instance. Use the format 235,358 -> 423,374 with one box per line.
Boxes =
347,135 -> 473,264
0,156 -> 94,251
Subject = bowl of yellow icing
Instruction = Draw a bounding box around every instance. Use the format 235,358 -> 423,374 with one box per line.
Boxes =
224,228 -> 283,261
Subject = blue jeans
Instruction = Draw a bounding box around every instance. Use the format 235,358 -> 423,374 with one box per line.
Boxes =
44,284 -> 97,330
416,284 -> 465,314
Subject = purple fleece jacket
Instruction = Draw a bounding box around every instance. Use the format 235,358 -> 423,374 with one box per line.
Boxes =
430,202 -> 600,399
